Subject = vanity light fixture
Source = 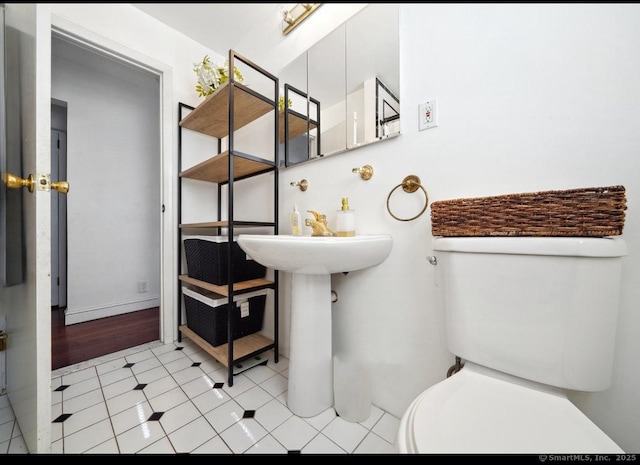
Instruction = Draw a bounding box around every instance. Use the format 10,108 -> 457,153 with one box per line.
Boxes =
282,3 -> 322,35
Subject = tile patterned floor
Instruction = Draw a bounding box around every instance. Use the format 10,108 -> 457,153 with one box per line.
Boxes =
1,338 -> 400,454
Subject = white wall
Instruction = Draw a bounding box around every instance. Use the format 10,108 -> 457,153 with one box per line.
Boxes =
47,3 -> 640,453
237,3 -> 640,453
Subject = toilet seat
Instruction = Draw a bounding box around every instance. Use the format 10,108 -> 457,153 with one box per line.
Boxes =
398,363 -> 623,454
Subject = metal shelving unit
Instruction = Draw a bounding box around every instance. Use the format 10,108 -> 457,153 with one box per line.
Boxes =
177,50 -> 279,386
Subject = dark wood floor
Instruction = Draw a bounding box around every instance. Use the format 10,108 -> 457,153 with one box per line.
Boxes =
51,306 -> 160,370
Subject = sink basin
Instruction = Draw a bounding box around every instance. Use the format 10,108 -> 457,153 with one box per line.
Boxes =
236,234 -> 393,275
237,233 -> 393,418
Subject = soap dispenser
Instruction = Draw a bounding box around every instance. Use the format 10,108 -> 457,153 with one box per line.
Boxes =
291,203 -> 302,236
336,197 -> 356,237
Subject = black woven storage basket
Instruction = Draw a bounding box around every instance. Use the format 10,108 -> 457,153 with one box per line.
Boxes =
183,287 -> 266,347
183,236 -> 266,285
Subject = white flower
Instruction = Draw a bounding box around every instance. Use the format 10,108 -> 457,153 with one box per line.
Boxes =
193,55 -> 243,98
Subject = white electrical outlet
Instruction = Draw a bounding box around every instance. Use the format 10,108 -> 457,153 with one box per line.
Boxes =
419,99 -> 438,131
138,280 -> 148,293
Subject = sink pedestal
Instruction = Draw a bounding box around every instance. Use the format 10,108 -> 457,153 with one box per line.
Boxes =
287,273 -> 333,417
236,234 -> 393,419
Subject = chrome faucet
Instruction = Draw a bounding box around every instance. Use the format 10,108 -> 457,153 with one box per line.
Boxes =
305,210 -> 336,237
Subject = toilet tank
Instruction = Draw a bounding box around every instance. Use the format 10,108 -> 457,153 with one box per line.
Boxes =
433,236 -> 627,392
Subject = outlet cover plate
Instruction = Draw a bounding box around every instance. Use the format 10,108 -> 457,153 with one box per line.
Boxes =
419,99 -> 438,131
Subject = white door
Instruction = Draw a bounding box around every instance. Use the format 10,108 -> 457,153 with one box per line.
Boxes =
0,3 -> 53,453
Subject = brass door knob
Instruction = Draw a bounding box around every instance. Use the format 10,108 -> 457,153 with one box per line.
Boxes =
51,181 -> 69,194
4,172 -> 35,192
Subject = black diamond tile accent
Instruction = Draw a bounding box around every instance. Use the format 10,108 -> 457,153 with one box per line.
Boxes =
148,412 -> 164,421
191,362 -> 201,367
53,413 -> 72,423
213,382 -> 224,389
288,450 -> 301,454
54,385 -> 69,392
133,384 -> 147,390
243,410 -> 255,419
123,362 -> 135,368
175,346 -> 184,351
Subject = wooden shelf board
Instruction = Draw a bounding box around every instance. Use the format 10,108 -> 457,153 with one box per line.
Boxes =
180,150 -> 273,183
179,82 -> 273,139
279,111 -> 318,143
179,325 -> 274,368
179,274 -> 273,297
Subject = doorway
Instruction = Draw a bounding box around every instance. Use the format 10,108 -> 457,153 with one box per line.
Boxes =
50,33 -> 163,364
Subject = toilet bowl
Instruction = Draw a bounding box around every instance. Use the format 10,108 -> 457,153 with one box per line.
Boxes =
397,236 -> 627,454
397,362 -> 623,454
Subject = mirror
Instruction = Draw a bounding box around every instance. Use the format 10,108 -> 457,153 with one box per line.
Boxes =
308,24 -> 346,157
280,3 -> 400,167
346,3 -> 400,149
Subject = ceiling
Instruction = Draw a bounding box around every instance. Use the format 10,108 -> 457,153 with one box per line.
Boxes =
131,3 -> 284,55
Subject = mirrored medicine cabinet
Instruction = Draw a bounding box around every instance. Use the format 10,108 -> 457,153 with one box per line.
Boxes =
279,3 -> 400,168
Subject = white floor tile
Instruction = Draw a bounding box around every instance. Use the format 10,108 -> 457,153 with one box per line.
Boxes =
133,365 -> 170,385
105,389 -> 147,416
254,398 -> 293,432
62,386 -> 105,413
321,416 -> 369,453
271,415 -> 320,451
218,418 -> 268,453
109,401 -> 153,435
159,399 -> 203,434
137,372 -> 179,400
129,355 -> 161,375
116,421 -> 167,453
138,436 -> 176,454
99,367 -> 135,387
85,437 -> 120,454
353,432 -> 396,454
101,376 -> 138,400
167,416 -> 218,453
64,418 -> 115,454
302,432 -> 347,454
62,401 -> 110,437
191,385 -> 232,415
190,435 -> 233,454
258,373 -> 288,398
147,386 -> 189,413
233,385 -> 273,411
180,372 -> 217,399
371,412 -> 400,445
203,398 -> 245,433
244,434 -> 289,454
61,375 -> 101,401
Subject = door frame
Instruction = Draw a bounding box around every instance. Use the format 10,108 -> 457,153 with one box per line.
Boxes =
50,15 -> 176,345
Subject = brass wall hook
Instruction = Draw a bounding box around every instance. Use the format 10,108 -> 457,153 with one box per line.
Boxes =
352,164 -> 374,180
290,179 -> 309,191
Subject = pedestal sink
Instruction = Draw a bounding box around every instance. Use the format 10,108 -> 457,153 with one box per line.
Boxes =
237,234 -> 393,417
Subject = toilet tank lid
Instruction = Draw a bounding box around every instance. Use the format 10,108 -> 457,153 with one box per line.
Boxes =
432,236 -> 627,257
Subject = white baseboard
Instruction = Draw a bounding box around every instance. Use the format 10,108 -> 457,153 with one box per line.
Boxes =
64,296 -> 160,325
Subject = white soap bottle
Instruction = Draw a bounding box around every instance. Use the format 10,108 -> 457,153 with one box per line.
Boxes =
336,197 -> 356,237
291,203 -> 301,236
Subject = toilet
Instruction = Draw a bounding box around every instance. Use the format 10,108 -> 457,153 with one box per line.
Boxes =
397,236 -> 627,454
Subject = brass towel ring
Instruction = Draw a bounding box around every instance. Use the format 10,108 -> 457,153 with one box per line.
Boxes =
386,175 -> 429,222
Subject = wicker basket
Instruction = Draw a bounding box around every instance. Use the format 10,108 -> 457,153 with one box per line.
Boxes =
430,185 -> 626,237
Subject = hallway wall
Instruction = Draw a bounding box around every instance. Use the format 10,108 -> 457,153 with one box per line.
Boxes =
51,36 -> 160,324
